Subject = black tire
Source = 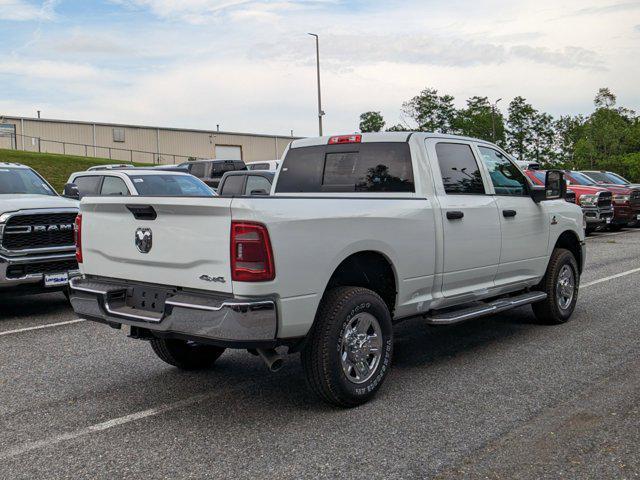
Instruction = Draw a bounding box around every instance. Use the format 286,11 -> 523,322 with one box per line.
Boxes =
301,286 -> 393,408
150,338 -> 225,370
532,248 -> 579,325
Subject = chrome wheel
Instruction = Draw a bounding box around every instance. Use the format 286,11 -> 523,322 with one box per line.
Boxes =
556,264 -> 575,311
340,312 -> 383,384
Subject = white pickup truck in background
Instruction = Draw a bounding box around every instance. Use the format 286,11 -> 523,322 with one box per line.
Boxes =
1,163 -> 78,295
69,132 -> 585,407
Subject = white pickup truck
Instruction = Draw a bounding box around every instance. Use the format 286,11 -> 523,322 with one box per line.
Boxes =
1,163 -> 78,295
69,132 -> 585,407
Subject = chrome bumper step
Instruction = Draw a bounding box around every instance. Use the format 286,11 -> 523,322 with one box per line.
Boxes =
425,291 -> 547,325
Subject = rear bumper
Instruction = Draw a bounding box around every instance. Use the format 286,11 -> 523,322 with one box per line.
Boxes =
69,276 -> 278,346
0,251 -> 78,291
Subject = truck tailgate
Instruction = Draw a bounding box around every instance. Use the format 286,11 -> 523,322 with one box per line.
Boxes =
79,196 -> 233,293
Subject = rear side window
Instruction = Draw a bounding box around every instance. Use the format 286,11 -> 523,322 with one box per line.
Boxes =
100,176 -> 129,196
219,175 -> 244,195
435,143 -> 485,195
74,176 -> 102,196
276,142 -> 414,193
248,163 -> 270,171
245,175 -> 272,195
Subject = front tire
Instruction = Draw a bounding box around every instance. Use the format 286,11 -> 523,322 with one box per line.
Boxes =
150,338 -> 225,370
532,248 -> 579,324
301,286 -> 393,408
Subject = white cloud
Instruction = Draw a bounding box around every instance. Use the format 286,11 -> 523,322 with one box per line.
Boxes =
112,0 -> 337,23
0,59 -> 104,81
0,0 -> 57,21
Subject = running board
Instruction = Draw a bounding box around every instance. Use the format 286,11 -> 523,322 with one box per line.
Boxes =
425,291 -> 547,325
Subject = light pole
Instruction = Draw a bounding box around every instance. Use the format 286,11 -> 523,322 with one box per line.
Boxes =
491,98 -> 502,142
308,33 -> 325,136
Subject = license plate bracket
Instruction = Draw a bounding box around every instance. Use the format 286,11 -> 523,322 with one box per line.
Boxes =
126,286 -> 172,314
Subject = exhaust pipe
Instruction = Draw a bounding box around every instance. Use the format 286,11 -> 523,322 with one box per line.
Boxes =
256,348 -> 284,372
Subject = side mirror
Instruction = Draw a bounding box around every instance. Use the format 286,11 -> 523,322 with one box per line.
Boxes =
531,171 -> 565,202
250,189 -> 269,196
63,183 -> 81,200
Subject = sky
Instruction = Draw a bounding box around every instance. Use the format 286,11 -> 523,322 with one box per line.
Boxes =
0,0 -> 638,137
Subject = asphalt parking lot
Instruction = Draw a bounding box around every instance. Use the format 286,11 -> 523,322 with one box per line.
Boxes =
1,229 -> 640,479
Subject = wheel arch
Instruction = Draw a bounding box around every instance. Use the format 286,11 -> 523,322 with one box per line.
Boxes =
553,229 -> 584,274
322,250 -> 399,316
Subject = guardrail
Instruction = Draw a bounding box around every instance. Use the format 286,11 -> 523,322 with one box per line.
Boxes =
6,133 -> 197,165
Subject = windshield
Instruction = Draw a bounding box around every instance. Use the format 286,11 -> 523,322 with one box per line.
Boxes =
129,174 -> 215,196
567,171 -> 596,186
0,168 -> 56,196
584,171 -> 620,184
604,172 -> 629,185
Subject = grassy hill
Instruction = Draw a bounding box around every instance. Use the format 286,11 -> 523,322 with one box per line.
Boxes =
0,149 -> 146,192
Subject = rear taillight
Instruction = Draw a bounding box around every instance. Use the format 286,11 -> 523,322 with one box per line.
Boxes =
74,214 -> 83,263
231,222 -> 274,282
328,134 -> 362,145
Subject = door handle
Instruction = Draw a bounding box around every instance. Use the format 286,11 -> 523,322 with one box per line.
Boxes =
503,210 -> 517,218
446,211 -> 464,220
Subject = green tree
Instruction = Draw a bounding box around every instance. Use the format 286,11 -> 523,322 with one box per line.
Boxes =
506,96 -> 538,160
359,111 -> 386,132
553,115 -> 584,165
401,88 -> 457,133
531,112 -> 555,164
454,96 -> 505,144
386,124 -> 410,132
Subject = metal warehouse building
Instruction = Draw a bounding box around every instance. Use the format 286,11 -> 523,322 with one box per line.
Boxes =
0,116 -> 298,165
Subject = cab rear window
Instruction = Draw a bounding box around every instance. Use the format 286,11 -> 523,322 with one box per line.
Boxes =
276,142 -> 414,193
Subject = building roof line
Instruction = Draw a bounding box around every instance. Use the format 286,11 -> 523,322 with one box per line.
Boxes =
1,115 -> 301,140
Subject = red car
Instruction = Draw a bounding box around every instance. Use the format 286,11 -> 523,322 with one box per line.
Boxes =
564,171 -> 639,230
580,170 -> 640,227
525,170 -> 613,234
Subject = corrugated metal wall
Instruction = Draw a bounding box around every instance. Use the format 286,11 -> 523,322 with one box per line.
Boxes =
1,117 -> 297,165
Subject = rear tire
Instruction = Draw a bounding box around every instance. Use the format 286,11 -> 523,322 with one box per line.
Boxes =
532,248 -> 579,325
150,338 -> 225,370
301,286 -> 393,408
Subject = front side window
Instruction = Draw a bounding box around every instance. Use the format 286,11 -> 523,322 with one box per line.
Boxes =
478,146 -> 528,196
244,175 -> 272,195
101,176 -> 129,196
605,172 -> 629,184
74,176 -> 102,196
435,143 -> 485,194
0,168 -> 55,196
129,175 -> 214,196
276,142 -> 414,193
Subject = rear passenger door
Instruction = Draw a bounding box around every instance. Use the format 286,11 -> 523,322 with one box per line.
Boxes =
429,140 -> 501,298
475,145 -> 549,286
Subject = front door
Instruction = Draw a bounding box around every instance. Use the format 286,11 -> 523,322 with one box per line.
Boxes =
431,141 -> 501,298
475,145 -> 550,287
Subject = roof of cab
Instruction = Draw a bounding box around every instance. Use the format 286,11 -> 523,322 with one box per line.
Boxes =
71,169 -> 190,178
0,162 -> 29,169
289,132 -> 497,149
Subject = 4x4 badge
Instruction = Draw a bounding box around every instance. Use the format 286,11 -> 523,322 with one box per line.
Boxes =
199,275 -> 226,283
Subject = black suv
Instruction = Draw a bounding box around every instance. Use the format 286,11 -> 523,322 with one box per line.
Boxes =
178,159 -> 247,189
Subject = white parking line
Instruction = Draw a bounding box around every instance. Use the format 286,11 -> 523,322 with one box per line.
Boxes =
0,391 -> 217,460
0,319 -> 85,337
582,267 -> 640,288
